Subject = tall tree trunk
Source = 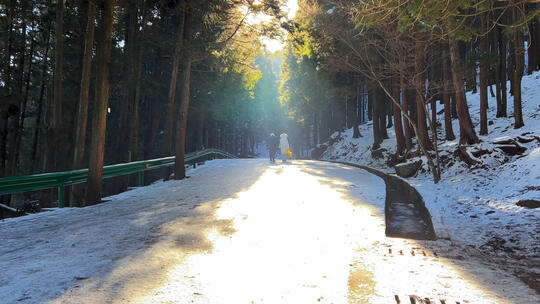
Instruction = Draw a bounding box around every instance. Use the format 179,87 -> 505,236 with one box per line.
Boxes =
129,10 -> 148,163
470,43 -> 477,94
381,96 -> 389,139
115,2 -> 138,168
527,11 -> 538,74
450,91 -> 458,118
164,8 -> 186,179
370,85 -> 383,149
4,0 -> 14,88
386,101 -> 393,128
352,78 -> 361,138
16,3 -> 27,95
174,53 -> 192,180
392,77 -> 406,153
0,10 -> 9,197
400,74 -> 413,149
511,6 -> 525,129
31,18 -> 52,173
147,51 -> 162,158
344,95 -> 349,130
43,0 -> 64,175
448,37 -> 480,144
497,25 -> 508,117
13,31 -> 35,175
442,45 -> 456,141
71,2 -> 96,206
414,39 -> 432,150
494,22 -> 502,117
479,14 -> 489,135
86,0 -> 115,206
508,34 -> 515,96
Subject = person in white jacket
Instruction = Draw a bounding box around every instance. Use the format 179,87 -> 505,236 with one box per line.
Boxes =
279,133 -> 290,163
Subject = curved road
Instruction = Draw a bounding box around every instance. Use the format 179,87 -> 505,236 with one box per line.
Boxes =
0,159 -> 537,303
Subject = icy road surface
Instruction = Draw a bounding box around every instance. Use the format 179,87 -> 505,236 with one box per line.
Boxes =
0,159 -> 538,303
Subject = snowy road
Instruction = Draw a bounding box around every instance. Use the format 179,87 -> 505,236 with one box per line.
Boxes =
1,159 -> 538,303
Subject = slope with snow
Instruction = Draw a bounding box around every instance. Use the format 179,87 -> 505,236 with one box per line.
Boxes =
321,71 -> 540,290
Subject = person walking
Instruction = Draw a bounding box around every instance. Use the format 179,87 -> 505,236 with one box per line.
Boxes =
266,133 -> 279,163
279,133 -> 290,163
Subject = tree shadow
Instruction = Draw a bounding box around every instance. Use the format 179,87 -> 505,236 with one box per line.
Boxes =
0,159 -> 266,304
294,160 -> 538,302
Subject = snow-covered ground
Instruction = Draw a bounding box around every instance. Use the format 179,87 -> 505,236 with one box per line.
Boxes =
2,159 -> 538,303
321,71 -> 540,291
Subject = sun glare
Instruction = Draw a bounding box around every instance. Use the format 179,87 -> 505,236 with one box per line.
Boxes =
242,0 -> 299,53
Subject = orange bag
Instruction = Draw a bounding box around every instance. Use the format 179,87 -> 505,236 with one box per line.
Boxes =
286,149 -> 293,159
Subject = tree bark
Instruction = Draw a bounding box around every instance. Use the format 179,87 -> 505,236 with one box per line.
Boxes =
43,0 -> 64,175
15,3 -> 27,95
352,78 -> 361,138
381,96 -> 389,139
129,10 -> 148,164
400,74 -> 413,149
527,10 -> 538,74
511,5 -> 525,129
470,42 -> 477,94
164,7 -> 186,179
392,77 -> 405,154
414,38 -> 432,150
71,2 -> 96,206
86,0 -> 115,206
442,45 -> 456,141
494,23 -> 503,117
31,18 -> 52,173
479,14 -> 489,135
114,1 -> 138,170
497,25 -> 508,117
174,53 -> 192,180
370,84 -> 383,149
448,37 -> 480,145
147,51 -> 162,158
12,22 -> 34,175
3,0 -> 14,88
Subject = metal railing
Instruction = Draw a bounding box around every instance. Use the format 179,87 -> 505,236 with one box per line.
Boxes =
0,148 -> 237,208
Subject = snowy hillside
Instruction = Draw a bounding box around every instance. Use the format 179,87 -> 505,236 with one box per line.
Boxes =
321,70 -> 540,290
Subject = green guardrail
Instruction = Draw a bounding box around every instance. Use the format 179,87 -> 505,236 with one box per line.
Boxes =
0,148 -> 238,208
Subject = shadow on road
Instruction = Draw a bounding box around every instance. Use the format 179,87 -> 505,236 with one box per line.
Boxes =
15,159 -> 535,303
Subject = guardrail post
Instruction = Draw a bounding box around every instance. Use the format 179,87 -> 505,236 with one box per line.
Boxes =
58,186 -> 65,208
138,171 -> 144,187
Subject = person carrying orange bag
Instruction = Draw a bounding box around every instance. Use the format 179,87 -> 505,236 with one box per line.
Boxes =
279,133 -> 290,163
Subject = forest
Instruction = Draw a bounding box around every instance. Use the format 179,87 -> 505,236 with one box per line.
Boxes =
0,0 -> 288,207
279,0 -> 540,183
1,1 -> 540,301
1,0 -> 539,206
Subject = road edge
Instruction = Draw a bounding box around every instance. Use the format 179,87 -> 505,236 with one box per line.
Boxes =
323,160 -> 437,241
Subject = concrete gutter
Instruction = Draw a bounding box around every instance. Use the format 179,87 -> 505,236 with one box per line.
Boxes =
325,160 -> 437,241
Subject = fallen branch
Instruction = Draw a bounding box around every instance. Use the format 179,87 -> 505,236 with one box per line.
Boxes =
0,203 -> 27,218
